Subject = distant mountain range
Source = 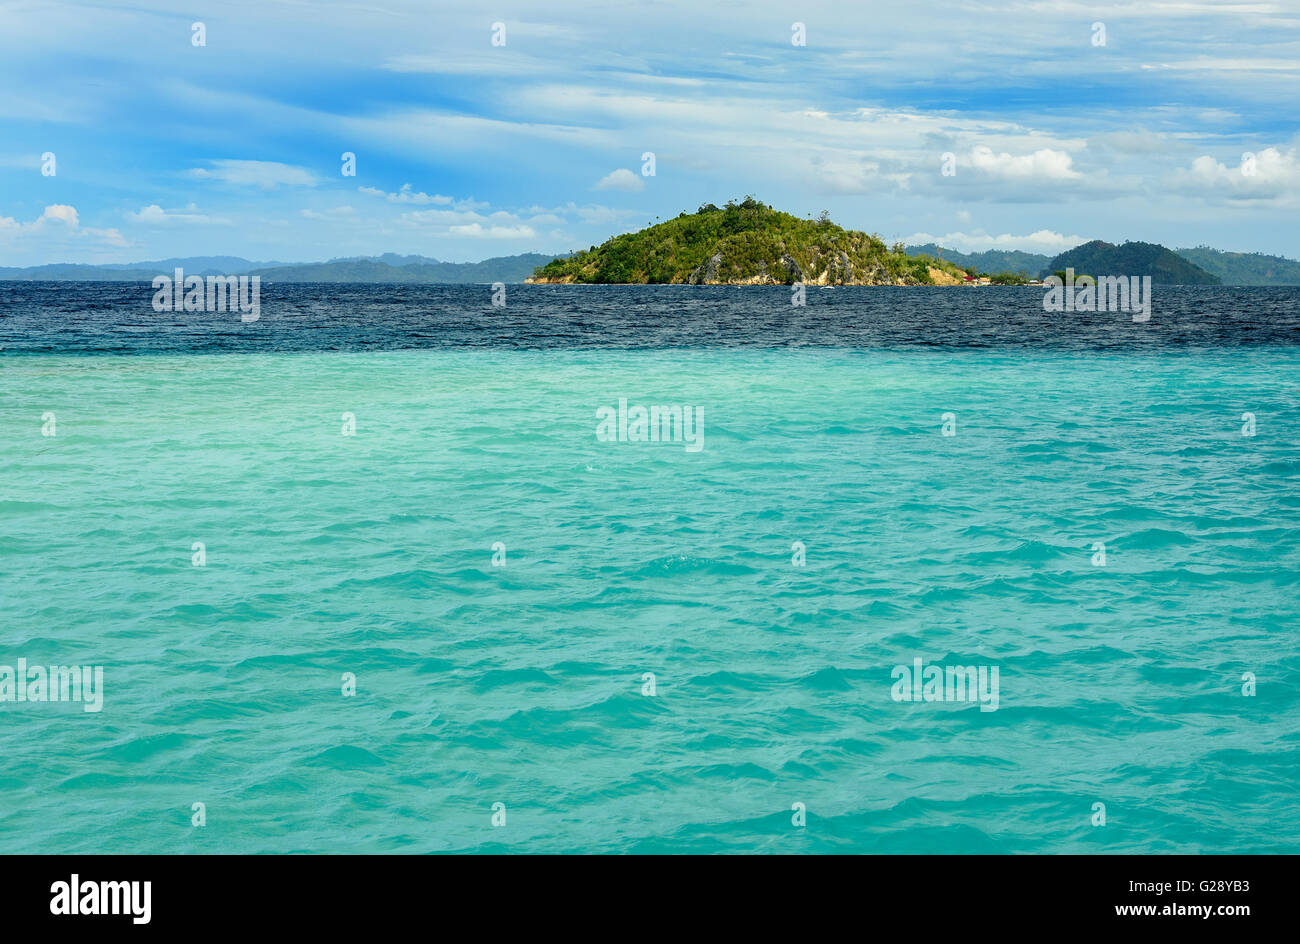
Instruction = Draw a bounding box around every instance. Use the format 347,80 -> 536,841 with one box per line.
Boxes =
0,256 -> 283,281
246,252 -> 558,283
905,245 -> 1051,279
0,252 -> 555,284
4,238 -> 1300,286
906,242 -> 1300,285
1172,246 -> 1300,286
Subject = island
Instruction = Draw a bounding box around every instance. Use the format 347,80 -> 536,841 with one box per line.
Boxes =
527,197 -> 967,286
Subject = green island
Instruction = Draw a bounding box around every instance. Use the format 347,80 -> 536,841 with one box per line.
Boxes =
528,197 -> 968,286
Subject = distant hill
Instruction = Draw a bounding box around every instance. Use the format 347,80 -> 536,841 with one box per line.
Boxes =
0,263 -> 157,280
249,253 -> 555,283
9,241 -> 1297,286
93,256 -> 281,273
0,256 -> 279,280
530,198 -> 965,285
0,253 -> 555,283
906,241 -> 1300,285
905,244 -> 1050,278
1048,240 -> 1219,284
1174,246 -> 1300,286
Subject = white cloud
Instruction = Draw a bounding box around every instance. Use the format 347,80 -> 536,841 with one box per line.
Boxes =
0,204 -> 127,248
967,146 -> 1081,182
594,168 -> 645,192
1169,146 -> 1300,205
448,223 -> 537,239
569,203 -> 642,225
358,183 -> 455,205
300,206 -> 358,220
809,157 -> 909,195
389,205 -> 538,242
188,160 -> 318,189
1140,57 -> 1300,77
127,203 -> 230,225
1087,129 -> 1174,155
901,229 -> 1089,254
41,204 -> 79,226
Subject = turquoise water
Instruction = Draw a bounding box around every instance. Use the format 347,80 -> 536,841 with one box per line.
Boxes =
2,348 -> 1298,853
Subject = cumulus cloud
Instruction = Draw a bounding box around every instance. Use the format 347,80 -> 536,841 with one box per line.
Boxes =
901,229 -> 1090,254
1168,146 -> 1300,205
0,204 -> 127,248
390,205 -> 539,241
358,183 -> 455,205
594,168 -> 644,192
40,204 -> 79,226
127,203 -> 230,225
967,146 -> 1081,182
899,143 -> 1131,203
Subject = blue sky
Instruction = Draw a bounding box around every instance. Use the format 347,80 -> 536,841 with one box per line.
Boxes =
2,0 -> 1299,265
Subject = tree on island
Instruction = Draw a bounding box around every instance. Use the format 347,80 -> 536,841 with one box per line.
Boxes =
528,198 -> 969,285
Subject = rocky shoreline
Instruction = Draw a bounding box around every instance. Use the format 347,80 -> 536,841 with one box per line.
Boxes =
527,262 -> 964,286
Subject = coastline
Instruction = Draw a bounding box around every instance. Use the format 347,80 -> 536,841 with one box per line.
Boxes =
526,265 -> 966,286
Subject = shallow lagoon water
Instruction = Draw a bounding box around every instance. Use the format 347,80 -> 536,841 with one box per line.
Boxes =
1,285 -> 1298,852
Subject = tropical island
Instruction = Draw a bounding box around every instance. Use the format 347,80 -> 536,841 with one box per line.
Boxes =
527,197 -> 967,286
527,197 -> 1239,287
7,203 -> 1297,285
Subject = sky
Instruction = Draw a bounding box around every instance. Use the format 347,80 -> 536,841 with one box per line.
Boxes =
1,0 -> 1299,266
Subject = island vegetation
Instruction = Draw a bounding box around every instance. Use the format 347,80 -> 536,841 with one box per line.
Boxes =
1174,246 -> 1300,286
529,197 -> 967,285
1047,240 -> 1219,285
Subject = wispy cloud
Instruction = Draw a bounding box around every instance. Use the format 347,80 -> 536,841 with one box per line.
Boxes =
127,204 -> 231,225
188,160 -> 318,189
